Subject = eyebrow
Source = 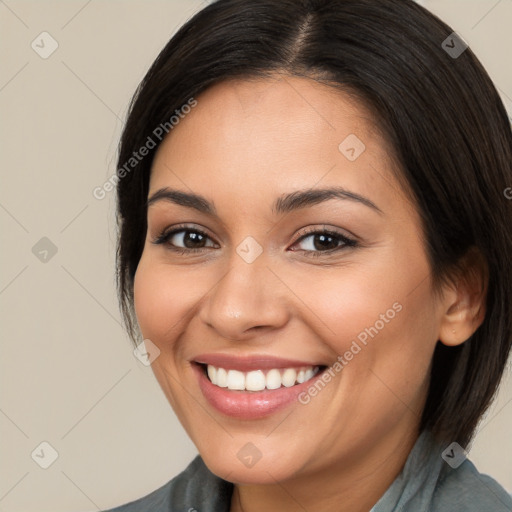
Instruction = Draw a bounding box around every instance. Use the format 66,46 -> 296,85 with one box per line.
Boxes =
146,186 -> 383,216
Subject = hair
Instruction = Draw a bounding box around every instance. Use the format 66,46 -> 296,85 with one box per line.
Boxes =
114,0 -> 512,448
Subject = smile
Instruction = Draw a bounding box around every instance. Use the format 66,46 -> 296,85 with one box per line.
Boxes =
204,364 -> 321,391
192,355 -> 330,419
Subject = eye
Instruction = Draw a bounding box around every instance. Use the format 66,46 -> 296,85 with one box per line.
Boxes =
290,227 -> 358,257
151,224 -> 358,257
151,225 -> 217,254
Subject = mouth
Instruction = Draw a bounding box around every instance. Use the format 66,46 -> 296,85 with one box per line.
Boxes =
198,363 -> 326,392
191,357 -> 330,419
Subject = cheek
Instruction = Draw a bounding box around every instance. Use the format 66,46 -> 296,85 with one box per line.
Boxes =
286,266 -> 437,458
133,256 -> 202,345
286,264 -> 405,353
289,254 -> 438,391
133,255 -> 208,430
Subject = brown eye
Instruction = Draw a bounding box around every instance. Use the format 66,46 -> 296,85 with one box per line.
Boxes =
291,229 -> 357,257
152,226 -> 217,253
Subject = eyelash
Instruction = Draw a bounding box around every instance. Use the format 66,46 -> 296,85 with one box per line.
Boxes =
151,224 -> 358,258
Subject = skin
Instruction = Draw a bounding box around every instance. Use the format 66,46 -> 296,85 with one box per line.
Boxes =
133,75 -> 486,512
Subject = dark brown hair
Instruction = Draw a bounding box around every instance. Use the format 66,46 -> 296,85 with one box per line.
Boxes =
114,0 -> 512,447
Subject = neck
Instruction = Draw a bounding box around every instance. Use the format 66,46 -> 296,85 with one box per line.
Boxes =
229,426 -> 419,512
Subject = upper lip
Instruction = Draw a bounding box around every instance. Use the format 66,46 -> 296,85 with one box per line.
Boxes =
193,353 -> 325,372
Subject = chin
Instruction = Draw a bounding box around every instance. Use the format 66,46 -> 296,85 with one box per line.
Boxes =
204,454 -> 296,485
195,438 -> 308,485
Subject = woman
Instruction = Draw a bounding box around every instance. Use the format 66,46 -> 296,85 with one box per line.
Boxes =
104,0 -> 512,510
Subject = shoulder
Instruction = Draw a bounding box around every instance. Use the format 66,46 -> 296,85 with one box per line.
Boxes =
101,455 -> 233,512
372,431 -> 511,512
432,457 -> 512,512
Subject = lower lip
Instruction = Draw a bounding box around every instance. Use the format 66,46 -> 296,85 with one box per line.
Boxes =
194,364 -> 324,420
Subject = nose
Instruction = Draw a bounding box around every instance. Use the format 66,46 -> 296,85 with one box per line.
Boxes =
198,250 -> 290,341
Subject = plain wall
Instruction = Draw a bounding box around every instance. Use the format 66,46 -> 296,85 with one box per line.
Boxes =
0,1 -> 511,510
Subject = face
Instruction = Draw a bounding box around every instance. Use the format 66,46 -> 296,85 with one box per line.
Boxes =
133,75 -> 446,485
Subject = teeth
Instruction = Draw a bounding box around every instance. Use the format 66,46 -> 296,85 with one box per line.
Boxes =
227,370 -> 245,390
282,368 -> 297,387
207,365 -> 216,383
205,364 -> 320,391
216,367 -> 228,387
266,369 -> 281,390
245,370 -> 266,391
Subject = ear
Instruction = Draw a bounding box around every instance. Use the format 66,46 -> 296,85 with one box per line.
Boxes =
438,247 -> 488,347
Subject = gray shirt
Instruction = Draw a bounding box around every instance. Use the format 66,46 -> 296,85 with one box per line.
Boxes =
103,431 -> 512,511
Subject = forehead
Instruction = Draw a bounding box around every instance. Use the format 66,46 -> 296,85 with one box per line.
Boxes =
148,75 -> 406,216
155,74 -> 388,156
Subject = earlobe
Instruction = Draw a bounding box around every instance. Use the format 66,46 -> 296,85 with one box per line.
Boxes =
438,247 -> 488,347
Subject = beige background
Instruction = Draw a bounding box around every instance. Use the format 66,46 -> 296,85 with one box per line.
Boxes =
0,1 -> 511,511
